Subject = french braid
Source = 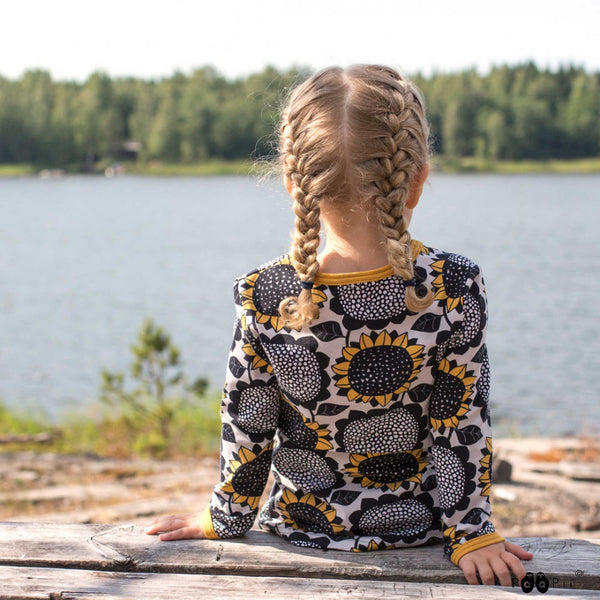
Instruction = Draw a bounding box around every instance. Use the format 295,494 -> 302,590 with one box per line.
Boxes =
373,95 -> 435,312
277,120 -> 323,329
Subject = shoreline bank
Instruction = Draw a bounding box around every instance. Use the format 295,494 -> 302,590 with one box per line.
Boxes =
2,156 -> 600,178
1,435 -> 598,539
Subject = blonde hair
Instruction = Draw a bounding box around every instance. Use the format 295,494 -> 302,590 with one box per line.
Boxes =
260,64 -> 435,329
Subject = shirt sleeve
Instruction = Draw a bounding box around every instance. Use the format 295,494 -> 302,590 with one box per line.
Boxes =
199,276 -> 282,539
429,264 -> 505,566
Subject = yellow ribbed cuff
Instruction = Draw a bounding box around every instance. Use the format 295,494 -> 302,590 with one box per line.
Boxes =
450,531 -> 506,566
199,505 -> 220,539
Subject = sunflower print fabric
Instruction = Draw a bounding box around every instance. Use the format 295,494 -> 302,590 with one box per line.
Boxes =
199,239 -> 505,566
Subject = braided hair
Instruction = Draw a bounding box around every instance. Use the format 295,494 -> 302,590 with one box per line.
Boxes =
270,64 -> 435,329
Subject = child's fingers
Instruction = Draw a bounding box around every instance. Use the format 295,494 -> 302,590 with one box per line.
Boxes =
158,526 -> 201,541
504,541 -> 534,560
489,556 -> 512,587
474,560 -> 496,586
501,550 -> 527,584
144,516 -> 188,534
459,558 -> 479,585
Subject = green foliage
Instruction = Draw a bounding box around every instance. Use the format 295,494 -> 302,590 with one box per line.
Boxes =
0,316 -> 223,458
0,392 -> 223,459
1,61 -> 598,171
98,317 -> 211,458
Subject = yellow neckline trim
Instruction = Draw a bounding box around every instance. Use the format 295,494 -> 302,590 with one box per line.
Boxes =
311,239 -> 424,285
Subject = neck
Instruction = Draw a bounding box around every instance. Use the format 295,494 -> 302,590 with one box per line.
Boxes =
316,205 -> 391,272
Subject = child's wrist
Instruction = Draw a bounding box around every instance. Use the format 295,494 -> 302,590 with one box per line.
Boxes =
199,505 -> 220,539
450,531 -> 506,566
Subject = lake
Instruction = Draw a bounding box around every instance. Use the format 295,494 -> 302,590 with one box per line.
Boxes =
1,172 -> 599,437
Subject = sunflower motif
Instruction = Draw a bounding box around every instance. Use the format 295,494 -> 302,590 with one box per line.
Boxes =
240,256 -> 327,332
430,436 -> 477,515
226,379 -> 280,442
337,405 -> 425,455
286,531 -> 332,549
332,331 -> 424,406
241,335 -> 273,373
325,239 -> 430,330
277,487 -> 345,535
262,332 -> 331,408
273,446 -> 337,493
443,524 -> 459,543
343,449 -> 427,491
279,396 -> 333,450
442,523 -> 473,557
478,436 -> 493,496
353,494 -> 435,540
219,441 -> 275,510
429,358 -> 477,431
430,254 -> 476,312
351,539 -> 397,552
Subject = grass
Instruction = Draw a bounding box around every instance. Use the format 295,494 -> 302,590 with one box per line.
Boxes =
0,164 -> 37,177
433,156 -> 600,173
121,158 -> 258,176
0,393 -> 223,460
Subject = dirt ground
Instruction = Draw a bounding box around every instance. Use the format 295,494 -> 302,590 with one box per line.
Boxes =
1,435 -> 599,540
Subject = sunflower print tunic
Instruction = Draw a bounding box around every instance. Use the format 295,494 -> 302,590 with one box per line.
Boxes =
199,238 -> 505,566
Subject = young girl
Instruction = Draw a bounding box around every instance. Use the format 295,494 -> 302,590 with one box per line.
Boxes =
145,64 -> 534,586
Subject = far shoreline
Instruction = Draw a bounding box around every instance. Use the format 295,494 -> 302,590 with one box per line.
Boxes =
2,156 -> 600,178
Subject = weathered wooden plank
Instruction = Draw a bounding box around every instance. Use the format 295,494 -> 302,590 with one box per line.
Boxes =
0,522 -> 599,589
1,565 -> 599,600
559,462 -> 600,481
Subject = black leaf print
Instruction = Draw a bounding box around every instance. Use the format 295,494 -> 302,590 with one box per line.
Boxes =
421,474 -> 437,491
222,423 -> 236,443
330,490 -> 361,506
479,401 -> 490,424
311,321 -> 345,342
407,383 -> 433,403
462,507 -> 489,525
415,265 -> 427,282
228,356 -> 245,378
233,319 -> 243,342
455,424 -> 483,446
316,402 -> 347,416
473,345 -> 486,363
413,312 -> 442,332
435,329 -> 452,345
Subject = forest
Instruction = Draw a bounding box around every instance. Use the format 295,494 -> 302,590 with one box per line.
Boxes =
0,60 -> 598,171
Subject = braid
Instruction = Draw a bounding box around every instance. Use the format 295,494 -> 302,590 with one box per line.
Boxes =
278,121 -> 322,329
374,109 -> 434,312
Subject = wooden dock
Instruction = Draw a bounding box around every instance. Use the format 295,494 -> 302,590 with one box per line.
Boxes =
0,522 -> 599,598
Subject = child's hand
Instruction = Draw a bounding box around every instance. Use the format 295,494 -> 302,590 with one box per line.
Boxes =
144,512 -> 208,541
458,541 -> 534,586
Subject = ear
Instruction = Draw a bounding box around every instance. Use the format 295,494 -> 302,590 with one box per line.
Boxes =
284,175 -> 292,195
405,162 -> 430,209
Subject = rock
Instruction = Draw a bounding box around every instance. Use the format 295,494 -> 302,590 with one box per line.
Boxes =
494,458 -> 513,483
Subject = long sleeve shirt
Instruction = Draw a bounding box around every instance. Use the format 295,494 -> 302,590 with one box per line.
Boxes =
199,238 -> 505,565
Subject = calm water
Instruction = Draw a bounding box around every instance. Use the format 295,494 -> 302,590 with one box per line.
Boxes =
1,173 -> 599,437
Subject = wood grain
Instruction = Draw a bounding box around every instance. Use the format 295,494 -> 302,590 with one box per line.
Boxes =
0,522 -> 598,598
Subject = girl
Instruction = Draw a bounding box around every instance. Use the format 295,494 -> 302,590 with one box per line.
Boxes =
144,64 -> 534,586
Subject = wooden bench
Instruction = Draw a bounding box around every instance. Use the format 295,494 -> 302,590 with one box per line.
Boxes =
1,522 -> 599,599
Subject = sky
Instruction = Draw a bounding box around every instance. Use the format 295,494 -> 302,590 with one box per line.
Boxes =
2,0 -> 598,83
